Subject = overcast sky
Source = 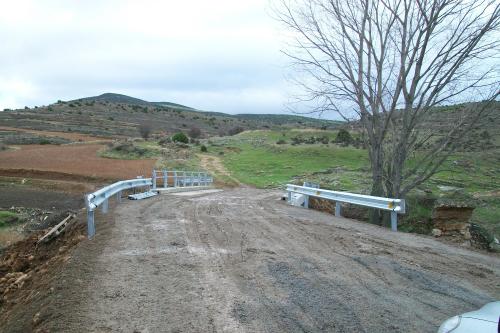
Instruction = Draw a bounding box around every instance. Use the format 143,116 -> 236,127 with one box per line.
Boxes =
0,0 -> 303,115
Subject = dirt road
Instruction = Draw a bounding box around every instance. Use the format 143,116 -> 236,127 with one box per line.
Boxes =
19,188 -> 500,332
198,154 -> 242,186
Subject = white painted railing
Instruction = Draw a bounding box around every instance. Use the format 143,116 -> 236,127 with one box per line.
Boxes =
152,170 -> 213,189
286,184 -> 406,231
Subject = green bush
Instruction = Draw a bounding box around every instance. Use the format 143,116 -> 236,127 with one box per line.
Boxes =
335,129 -> 353,146
200,145 -> 208,152
276,139 -> 287,144
172,132 -> 189,143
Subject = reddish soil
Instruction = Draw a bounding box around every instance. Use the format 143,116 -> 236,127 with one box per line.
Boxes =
0,126 -> 108,142
0,144 -> 155,181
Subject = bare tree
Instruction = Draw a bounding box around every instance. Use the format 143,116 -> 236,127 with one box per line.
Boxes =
275,0 -> 499,223
138,122 -> 152,140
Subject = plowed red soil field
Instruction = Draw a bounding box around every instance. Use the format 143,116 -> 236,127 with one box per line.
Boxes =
0,144 -> 155,180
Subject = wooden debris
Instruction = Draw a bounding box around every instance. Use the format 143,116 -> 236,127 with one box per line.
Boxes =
37,214 -> 75,244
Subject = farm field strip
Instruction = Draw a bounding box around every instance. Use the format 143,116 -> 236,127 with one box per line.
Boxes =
0,144 -> 155,181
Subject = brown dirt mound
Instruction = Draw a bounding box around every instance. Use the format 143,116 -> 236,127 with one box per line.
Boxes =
0,214 -> 87,329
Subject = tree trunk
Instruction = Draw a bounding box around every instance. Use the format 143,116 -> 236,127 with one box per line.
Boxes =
369,144 -> 385,225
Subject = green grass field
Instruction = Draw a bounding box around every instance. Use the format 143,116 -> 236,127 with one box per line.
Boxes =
206,130 -> 368,189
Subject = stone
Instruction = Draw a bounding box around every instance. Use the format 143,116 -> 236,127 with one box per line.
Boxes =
432,229 -> 442,237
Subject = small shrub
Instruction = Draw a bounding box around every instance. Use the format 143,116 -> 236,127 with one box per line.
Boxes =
335,129 -> 353,146
39,139 -> 51,145
188,126 -> 202,138
200,145 -> 208,152
158,137 -> 172,146
276,139 -> 287,145
228,126 -> 244,136
108,116 -> 114,121
172,132 -> 189,143
138,122 -> 152,139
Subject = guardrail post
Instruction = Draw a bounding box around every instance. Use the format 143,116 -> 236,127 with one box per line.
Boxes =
335,202 -> 342,217
391,211 -> 398,232
116,191 -> 122,203
87,210 -> 95,239
152,170 -> 157,190
163,170 -> 168,188
287,190 -> 291,203
174,170 -> 177,187
304,195 -> 309,208
102,198 -> 108,213
183,171 -> 186,187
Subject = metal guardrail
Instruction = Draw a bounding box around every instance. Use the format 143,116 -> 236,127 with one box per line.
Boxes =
152,170 -> 213,189
85,178 -> 152,239
85,169 -> 213,239
286,184 -> 406,231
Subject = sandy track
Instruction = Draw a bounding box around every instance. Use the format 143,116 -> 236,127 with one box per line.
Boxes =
28,188 -> 499,333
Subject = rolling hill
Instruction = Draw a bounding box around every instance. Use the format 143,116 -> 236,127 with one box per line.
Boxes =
0,93 -> 342,138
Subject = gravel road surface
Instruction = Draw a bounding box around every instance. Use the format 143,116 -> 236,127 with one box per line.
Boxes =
35,188 -> 500,332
